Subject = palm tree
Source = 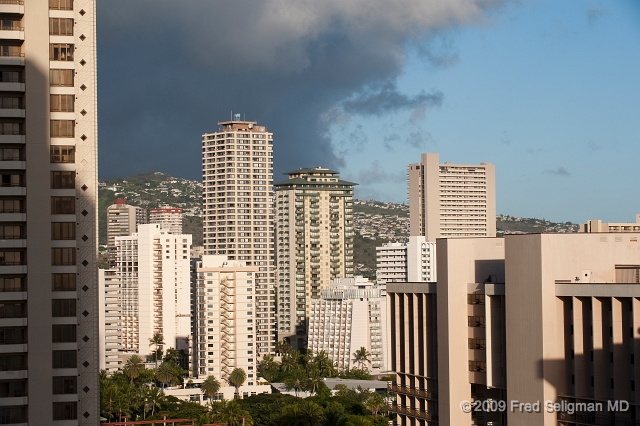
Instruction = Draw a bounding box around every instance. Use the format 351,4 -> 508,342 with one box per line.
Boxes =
323,402 -> 346,426
123,354 -> 144,384
155,361 -> 181,389
144,386 -> 166,417
213,400 -> 254,426
200,375 -> 221,404
279,401 -> 324,426
352,347 -> 371,369
149,332 -> 165,369
305,365 -> 322,395
314,350 -> 335,377
283,366 -> 306,397
228,368 -> 246,399
275,339 -> 291,355
365,393 -> 385,417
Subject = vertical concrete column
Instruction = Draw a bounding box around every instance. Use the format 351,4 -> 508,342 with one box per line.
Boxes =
632,297 -> 640,407
573,297 -> 588,397
612,297 -> 630,400
592,297 -> 608,400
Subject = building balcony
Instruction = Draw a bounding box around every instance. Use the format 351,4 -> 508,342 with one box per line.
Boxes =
0,1 -> 23,15
388,403 -> 438,422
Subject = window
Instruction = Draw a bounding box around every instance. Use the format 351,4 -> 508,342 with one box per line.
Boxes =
0,251 -> 23,265
50,145 -> 75,163
0,148 -> 22,160
0,327 -> 26,344
49,44 -> 74,61
52,299 -> 76,317
50,94 -> 74,112
51,222 -> 75,240
50,69 -> 73,86
0,225 -> 22,239
0,46 -> 21,57
0,122 -> 21,135
50,120 -> 74,137
0,302 -> 25,318
53,376 -> 76,394
51,171 -> 75,189
0,277 -> 25,292
468,316 -> 485,328
52,350 -> 76,368
0,71 -> 21,83
0,379 -> 26,398
52,273 -> 76,291
0,97 -> 21,109
53,402 -> 77,420
0,406 -> 26,423
1,173 -> 23,187
49,18 -> 73,35
51,248 -> 75,265
52,324 -> 76,342
469,360 -> 486,372
51,196 -> 74,214
49,0 -> 73,9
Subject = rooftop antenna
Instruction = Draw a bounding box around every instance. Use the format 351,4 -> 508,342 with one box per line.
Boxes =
230,110 -> 232,120
244,113 -> 246,121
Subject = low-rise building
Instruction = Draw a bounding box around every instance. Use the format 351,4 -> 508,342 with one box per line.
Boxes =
580,214 -> 640,233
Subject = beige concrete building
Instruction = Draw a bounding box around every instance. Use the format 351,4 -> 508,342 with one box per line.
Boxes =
581,214 -> 640,233
115,224 -> 192,359
98,268 -> 123,372
388,233 -> 640,426
195,255 -> 262,386
307,277 -> 388,373
408,153 -> 496,240
275,167 -> 355,349
149,206 -> 183,234
202,117 -> 275,355
0,0 -> 99,423
106,198 -> 145,265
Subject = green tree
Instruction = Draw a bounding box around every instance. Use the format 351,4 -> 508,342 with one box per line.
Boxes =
201,375 -> 221,404
323,401 -> 347,426
279,400 -> 324,426
144,386 -> 166,417
149,332 -> 165,369
314,351 -> 336,377
155,361 -> 184,388
305,365 -> 322,395
364,393 -> 385,417
352,347 -> 371,369
213,400 -> 254,426
284,366 -> 306,397
275,339 -> 292,355
345,416 -> 373,426
228,367 -> 247,399
123,354 -> 145,384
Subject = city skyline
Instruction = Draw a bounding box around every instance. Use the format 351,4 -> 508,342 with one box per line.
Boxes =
96,0 -> 640,223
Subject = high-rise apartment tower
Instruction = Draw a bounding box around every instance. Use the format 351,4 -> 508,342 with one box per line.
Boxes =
106,198 -> 145,265
408,153 -> 496,240
275,167 -> 355,349
0,0 -> 99,423
202,116 -> 275,354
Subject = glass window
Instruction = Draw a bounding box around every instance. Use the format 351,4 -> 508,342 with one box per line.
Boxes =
51,222 -> 75,240
51,248 -> 75,265
50,94 -> 74,112
52,299 -> 76,317
52,273 -> 76,291
53,376 -> 76,394
51,196 -> 74,214
49,0 -> 74,9
50,145 -> 75,162
52,350 -> 76,368
49,18 -> 73,36
51,171 -> 75,189
53,402 -> 77,420
50,69 -> 73,86
52,324 -> 76,343
49,44 -> 74,61
50,120 -> 74,137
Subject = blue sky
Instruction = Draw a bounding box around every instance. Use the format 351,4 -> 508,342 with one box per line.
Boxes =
98,0 -> 639,223
331,1 -> 640,222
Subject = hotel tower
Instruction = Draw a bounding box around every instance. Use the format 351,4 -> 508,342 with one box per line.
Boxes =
0,0 -> 99,424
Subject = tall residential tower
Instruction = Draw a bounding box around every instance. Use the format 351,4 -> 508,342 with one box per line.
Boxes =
202,116 -> 275,354
275,167 -> 355,349
0,0 -> 99,423
408,153 -> 496,240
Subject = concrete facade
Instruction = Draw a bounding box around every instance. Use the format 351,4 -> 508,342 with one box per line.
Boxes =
0,0 -> 99,423
115,224 -> 192,359
376,242 -> 407,284
580,214 -> 640,233
407,153 -> 496,240
388,233 -> 640,426
194,255 -> 261,386
148,206 -> 183,234
307,277 -> 388,373
275,167 -> 355,349
376,237 -> 437,285
202,118 -> 275,355
106,199 -> 145,265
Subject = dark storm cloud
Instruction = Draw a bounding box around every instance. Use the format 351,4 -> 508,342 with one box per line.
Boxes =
356,161 -> 405,185
342,83 -> 443,116
543,167 -> 571,177
97,0 -> 509,180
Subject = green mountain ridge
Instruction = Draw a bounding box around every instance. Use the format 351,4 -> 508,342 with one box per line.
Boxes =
98,172 -> 580,279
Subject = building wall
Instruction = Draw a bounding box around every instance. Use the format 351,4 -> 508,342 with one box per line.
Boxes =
275,168 -> 355,349
0,0 -> 98,423
407,236 -> 437,282
148,207 -> 183,234
376,242 -> 407,284
202,120 -> 275,355
580,214 -> 640,233
99,268 -> 123,372
195,255 -> 260,385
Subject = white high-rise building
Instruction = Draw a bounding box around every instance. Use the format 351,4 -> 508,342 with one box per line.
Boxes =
202,116 -> 275,354
194,255 -> 264,389
307,277 -> 388,373
106,198 -> 146,265
115,224 -> 192,358
376,237 -> 437,284
99,268 -> 122,372
408,153 -> 496,240
0,0 -> 99,423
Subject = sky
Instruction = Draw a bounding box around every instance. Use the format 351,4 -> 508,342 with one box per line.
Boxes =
97,0 -> 640,223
